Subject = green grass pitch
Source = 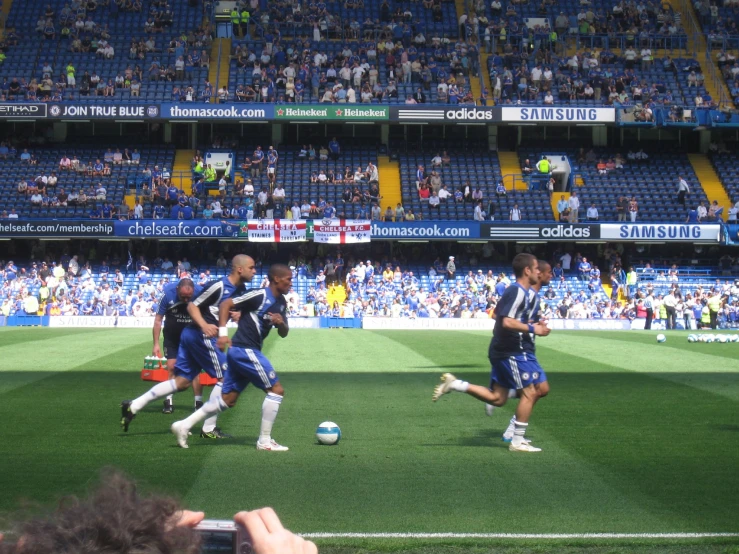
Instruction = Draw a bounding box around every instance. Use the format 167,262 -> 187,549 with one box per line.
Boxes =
1,327 -> 738,554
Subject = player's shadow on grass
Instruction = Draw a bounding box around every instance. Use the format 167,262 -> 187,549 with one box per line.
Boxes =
717,424 -> 739,433
186,436 -> 257,448
422,428 -> 509,449
412,364 -> 481,370
118,430 -> 173,437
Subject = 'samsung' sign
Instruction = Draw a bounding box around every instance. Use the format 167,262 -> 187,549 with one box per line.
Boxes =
600,224 -> 722,242
502,107 -> 616,123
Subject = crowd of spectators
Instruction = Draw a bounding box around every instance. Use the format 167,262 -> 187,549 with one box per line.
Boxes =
223,28 -> 480,104
173,140 -> 389,221
487,50 -> 711,110
6,148 -> 143,219
2,247 -> 738,327
0,0 -> 213,103
0,252 -> 230,317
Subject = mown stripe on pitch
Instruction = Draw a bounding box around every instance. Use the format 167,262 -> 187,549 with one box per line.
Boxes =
263,329 -> 450,373
539,334 -> 739,374
300,532 -> 739,539
0,329 -> 150,395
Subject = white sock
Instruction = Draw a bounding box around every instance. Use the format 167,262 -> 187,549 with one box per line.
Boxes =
508,388 -> 518,399
503,416 -> 516,438
180,395 -> 229,431
511,420 -> 528,446
131,380 -> 178,414
165,394 -> 174,403
201,383 -> 223,433
258,393 -> 283,444
451,380 -> 469,392
194,395 -> 203,403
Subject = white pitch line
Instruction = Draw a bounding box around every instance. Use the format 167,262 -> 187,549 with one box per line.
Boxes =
300,533 -> 739,539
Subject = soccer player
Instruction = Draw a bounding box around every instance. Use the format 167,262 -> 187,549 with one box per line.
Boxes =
121,255 -> 257,438
170,264 -> 292,451
496,260 -> 552,442
432,253 -> 550,452
153,277 -> 204,414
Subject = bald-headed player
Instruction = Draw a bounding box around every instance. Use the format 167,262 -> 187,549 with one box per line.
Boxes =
171,264 -> 292,450
121,255 -> 257,438
153,277 -> 204,414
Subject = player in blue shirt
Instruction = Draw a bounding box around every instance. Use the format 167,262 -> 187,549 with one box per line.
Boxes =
152,278 -> 203,414
171,263 -> 292,451
432,254 -> 551,452
121,255 -> 257,440
495,261 -> 552,442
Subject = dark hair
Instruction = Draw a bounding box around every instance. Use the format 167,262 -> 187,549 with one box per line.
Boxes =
269,263 -> 292,281
537,259 -> 551,271
512,253 -> 536,278
0,471 -> 200,554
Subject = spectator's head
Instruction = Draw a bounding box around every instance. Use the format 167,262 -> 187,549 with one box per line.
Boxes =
0,471 -> 202,553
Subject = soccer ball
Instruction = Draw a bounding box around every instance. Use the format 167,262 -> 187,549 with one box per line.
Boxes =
717,335 -> 729,343
316,421 -> 341,445
656,334 -> 666,343
731,335 -> 739,343
687,334 -> 697,343
698,334 -> 708,343
704,334 -> 715,343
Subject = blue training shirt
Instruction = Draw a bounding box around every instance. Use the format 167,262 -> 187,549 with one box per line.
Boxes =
188,277 -> 237,328
521,288 -> 541,355
489,282 -> 535,359
156,282 -> 202,339
229,286 -> 288,351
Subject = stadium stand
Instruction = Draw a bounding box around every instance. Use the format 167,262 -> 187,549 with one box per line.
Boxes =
227,144 -> 380,219
709,151 -> 739,209
485,52 -> 713,109
2,253 -> 738,327
0,145 -> 175,219
0,0 -> 730,109
398,148 -> 554,221
518,147 -> 712,222
1,0 -> 211,103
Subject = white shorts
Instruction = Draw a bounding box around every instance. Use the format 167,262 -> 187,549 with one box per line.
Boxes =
267,167 -> 275,174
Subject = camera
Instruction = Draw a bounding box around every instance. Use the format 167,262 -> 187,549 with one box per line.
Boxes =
196,519 -> 252,554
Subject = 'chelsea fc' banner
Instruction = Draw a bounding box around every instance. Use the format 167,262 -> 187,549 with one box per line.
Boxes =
246,219 -> 306,242
313,219 -> 371,244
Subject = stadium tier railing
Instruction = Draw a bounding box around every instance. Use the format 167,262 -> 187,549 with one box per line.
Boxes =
704,50 -> 730,108
567,33 -> 694,56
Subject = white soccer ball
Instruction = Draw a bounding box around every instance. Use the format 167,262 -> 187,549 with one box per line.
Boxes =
732,335 -> 739,343
316,421 -> 341,445
687,334 -> 697,343
717,334 -> 729,343
656,334 -> 666,343
698,334 -> 708,343
705,334 -> 715,343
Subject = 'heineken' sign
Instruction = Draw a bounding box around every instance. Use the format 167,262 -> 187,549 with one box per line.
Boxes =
274,105 -> 389,121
